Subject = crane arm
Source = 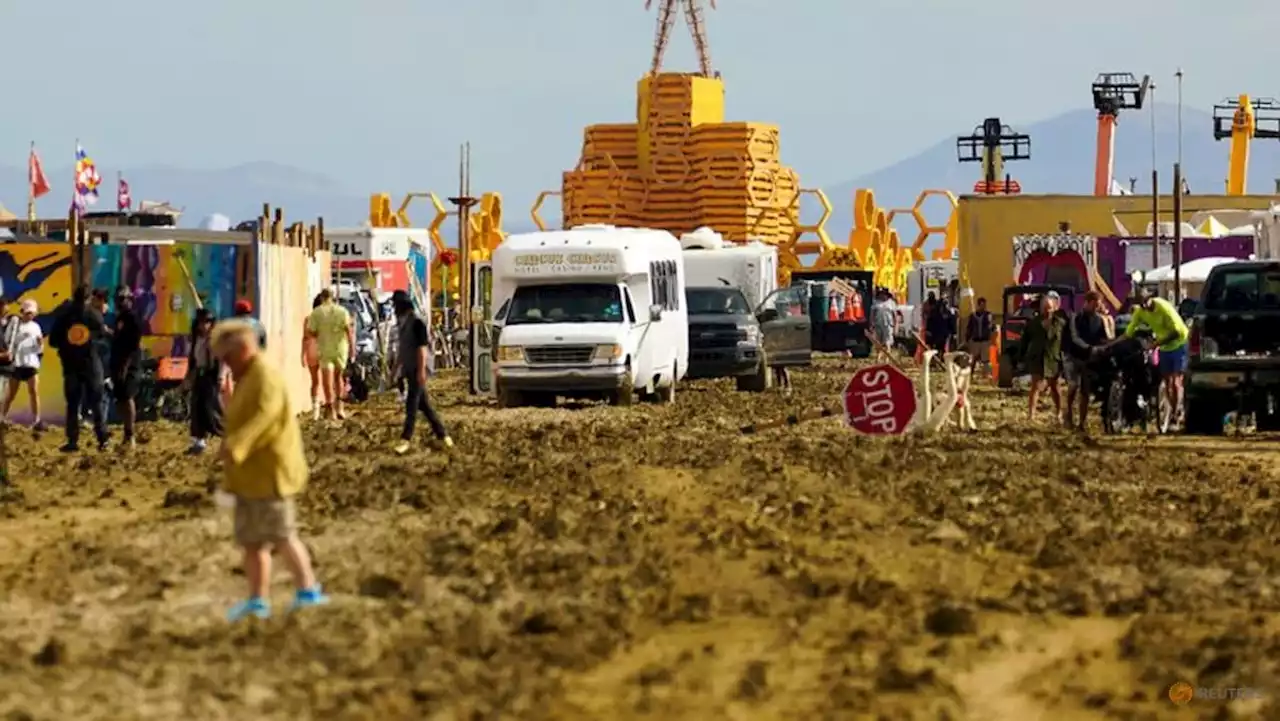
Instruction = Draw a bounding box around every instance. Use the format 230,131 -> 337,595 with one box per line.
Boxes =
1227,95 -> 1255,195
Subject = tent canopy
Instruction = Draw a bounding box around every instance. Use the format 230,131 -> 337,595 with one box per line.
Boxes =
1144,256 -> 1239,283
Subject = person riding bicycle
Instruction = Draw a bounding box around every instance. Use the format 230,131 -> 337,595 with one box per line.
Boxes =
1123,287 -> 1189,428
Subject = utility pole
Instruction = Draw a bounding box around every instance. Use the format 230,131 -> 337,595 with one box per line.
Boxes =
1173,162 -> 1183,303
448,143 -> 476,331
1173,69 -> 1184,304
1149,82 -> 1160,269
1176,69 -> 1184,168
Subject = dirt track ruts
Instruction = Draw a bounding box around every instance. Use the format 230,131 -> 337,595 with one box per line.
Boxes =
1,358 -> 1278,720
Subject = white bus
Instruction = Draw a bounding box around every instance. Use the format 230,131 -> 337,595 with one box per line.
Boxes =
491,225 -> 688,407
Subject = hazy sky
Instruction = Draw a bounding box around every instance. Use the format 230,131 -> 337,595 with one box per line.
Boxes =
5,0 -> 1276,202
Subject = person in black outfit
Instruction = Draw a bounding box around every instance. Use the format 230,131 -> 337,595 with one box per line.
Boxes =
965,297 -> 994,371
390,291 -> 452,455
48,285 -> 110,452
1063,290 -> 1110,431
80,289 -> 113,428
185,308 -> 224,454
926,296 -> 955,353
110,287 -> 144,450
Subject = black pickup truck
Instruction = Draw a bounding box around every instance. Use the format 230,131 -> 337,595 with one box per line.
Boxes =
1185,260 -> 1280,434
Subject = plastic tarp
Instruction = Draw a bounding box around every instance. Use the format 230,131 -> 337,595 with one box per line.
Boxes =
1143,256 -> 1239,283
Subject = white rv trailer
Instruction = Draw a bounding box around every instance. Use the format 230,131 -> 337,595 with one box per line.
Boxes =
679,227 -> 779,309
491,225 -> 688,407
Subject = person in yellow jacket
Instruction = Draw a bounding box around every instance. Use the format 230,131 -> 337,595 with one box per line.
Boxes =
211,319 -> 328,621
1124,288 -> 1190,427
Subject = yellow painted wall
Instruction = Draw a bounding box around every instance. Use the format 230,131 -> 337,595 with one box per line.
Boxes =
958,193 -> 1279,314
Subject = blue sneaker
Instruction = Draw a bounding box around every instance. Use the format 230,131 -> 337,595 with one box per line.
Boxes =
227,596 -> 271,622
290,585 -> 330,611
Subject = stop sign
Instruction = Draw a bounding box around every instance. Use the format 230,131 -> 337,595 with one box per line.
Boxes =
843,365 -> 917,435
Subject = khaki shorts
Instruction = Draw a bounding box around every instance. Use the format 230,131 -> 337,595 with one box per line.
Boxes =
966,340 -> 991,362
234,497 -> 297,547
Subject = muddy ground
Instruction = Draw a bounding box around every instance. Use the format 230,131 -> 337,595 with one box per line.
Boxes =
0,358 -> 1277,720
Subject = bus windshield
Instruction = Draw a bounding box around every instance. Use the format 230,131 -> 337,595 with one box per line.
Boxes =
506,283 -> 625,325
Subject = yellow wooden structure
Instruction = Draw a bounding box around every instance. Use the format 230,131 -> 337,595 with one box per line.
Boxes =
368,191 -> 506,297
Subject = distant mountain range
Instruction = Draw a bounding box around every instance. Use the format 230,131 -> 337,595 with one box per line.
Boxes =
3,104 -> 1277,249
0,161 -> 370,229
817,104 -> 1280,244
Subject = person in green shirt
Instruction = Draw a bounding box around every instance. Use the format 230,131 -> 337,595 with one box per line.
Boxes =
1123,287 -> 1190,427
1021,292 -> 1067,423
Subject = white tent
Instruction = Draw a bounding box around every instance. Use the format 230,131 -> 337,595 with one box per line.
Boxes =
1143,256 -> 1238,283
1253,204 -> 1280,259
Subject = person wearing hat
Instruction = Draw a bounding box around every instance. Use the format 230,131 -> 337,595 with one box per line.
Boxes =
110,287 -> 144,449
1124,285 -> 1189,427
233,299 -> 268,350
0,299 -> 47,430
391,290 -> 452,454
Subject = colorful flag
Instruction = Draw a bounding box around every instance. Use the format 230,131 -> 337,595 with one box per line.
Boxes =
74,143 -> 101,209
117,175 -> 131,212
28,144 -> 51,199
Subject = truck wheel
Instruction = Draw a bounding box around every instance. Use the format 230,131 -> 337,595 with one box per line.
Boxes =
736,357 -> 771,392
610,384 -> 635,407
1185,398 -> 1225,435
997,357 -> 1014,389
497,384 -> 524,409
526,392 -> 557,408
656,364 -> 677,404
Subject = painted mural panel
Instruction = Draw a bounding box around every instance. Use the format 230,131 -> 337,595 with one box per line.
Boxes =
0,244 -> 74,424
88,244 -> 239,337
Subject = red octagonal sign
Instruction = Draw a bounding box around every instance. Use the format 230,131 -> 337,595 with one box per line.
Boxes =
844,364 -> 917,435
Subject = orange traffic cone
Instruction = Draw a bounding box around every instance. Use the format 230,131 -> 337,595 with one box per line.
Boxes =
846,293 -> 864,321
827,293 -> 839,321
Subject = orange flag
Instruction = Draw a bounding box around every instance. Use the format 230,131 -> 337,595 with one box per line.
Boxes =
28,144 -> 51,199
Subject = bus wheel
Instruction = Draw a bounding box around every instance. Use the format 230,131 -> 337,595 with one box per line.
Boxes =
656,365 -> 677,404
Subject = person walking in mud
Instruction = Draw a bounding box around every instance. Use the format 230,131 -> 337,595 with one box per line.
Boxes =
185,308 -> 224,455
1063,291 -> 1109,431
212,319 -> 327,621
307,289 -> 354,421
965,297 -> 994,372
301,294 -> 323,420
48,285 -> 110,452
391,290 -> 453,455
870,287 -> 897,362
110,288 -> 143,450
77,289 -> 114,428
0,297 -> 19,410
1022,292 -> 1066,423
0,300 -> 46,430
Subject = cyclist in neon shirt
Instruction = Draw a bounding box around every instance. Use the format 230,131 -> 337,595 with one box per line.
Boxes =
1123,288 -> 1189,426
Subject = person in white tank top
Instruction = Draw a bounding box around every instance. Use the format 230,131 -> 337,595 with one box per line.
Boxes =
1,299 -> 46,429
